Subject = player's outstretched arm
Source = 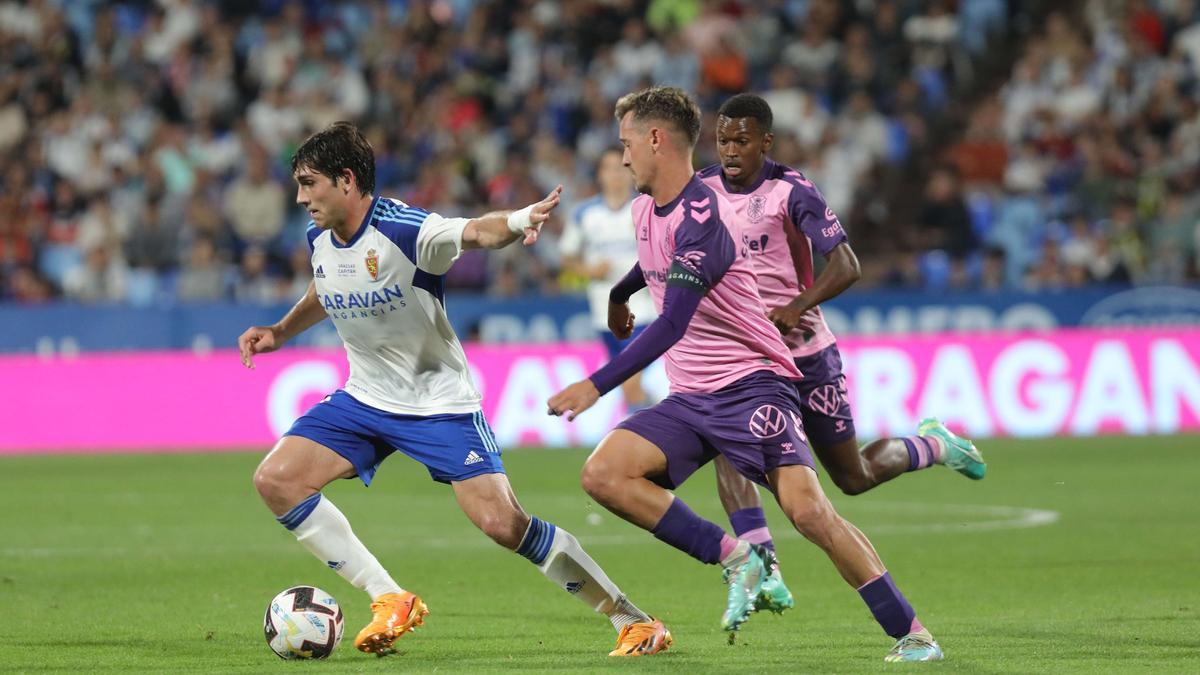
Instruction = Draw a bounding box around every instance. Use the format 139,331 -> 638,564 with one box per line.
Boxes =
462,185 -> 563,250
768,242 -> 861,333
237,281 -> 326,369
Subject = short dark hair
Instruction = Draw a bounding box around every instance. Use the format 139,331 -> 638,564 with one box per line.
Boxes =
614,86 -> 702,147
291,122 -> 375,196
717,94 -> 774,133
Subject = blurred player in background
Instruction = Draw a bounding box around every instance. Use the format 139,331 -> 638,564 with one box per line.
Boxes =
548,87 -> 944,662
239,122 -> 670,658
699,93 -> 988,614
560,148 -> 658,411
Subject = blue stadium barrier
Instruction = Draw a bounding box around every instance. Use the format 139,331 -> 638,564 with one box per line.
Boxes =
3,285 -> 1200,354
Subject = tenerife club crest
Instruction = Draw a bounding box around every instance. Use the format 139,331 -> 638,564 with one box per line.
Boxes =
365,248 -> 379,280
747,195 -> 767,223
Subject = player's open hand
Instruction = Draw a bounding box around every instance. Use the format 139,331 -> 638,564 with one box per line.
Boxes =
547,380 -> 600,422
520,185 -> 563,246
607,302 -> 635,339
238,325 -> 281,369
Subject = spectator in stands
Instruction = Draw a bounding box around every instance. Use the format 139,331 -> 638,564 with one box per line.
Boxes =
63,243 -> 128,304
224,147 -> 286,248
175,237 -> 227,302
917,166 -> 976,258
1,0 -> 1192,308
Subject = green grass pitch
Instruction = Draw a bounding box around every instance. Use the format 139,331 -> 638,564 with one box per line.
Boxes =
1,435 -> 1198,673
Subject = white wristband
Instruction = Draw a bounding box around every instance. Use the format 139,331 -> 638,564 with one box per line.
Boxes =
507,205 -> 535,234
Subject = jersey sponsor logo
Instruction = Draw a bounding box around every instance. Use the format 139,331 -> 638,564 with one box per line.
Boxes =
821,209 -> 844,239
320,283 -> 406,315
748,195 -> 767,223
640,225 -> 649,241
314,265 -> 325,278
675,250 -> 707,275
365,248 -> 379,280
742,233 -> 769,254
749,404 -> 788,438
337,263 -> 356,277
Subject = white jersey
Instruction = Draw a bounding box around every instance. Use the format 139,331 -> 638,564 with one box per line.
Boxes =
307,196 -> 480,415
560,195 -> 658,330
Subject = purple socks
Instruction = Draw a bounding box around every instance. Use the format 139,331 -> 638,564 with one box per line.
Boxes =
729,507 -> 774,551
651,497 -> 731,565
857,571 -> 920,638
902,436 -> 942,471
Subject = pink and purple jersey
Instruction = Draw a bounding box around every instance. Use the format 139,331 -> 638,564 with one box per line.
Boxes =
699,160 -> 848,357
629,176 -> 801,394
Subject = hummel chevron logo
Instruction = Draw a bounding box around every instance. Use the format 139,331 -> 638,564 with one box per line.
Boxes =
464,450 -> 484,465
690,208 -> 710,222
689,197 -> 710,208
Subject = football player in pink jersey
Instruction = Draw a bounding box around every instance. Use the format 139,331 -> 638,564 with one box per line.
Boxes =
548,87 -> 944,662
700,93 -> 987,615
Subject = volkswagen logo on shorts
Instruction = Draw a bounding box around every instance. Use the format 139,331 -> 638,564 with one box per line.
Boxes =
749,405 -> 787,438
807,384 -> 843,416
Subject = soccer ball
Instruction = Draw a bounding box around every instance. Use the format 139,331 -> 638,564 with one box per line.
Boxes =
263,586 -> 344,659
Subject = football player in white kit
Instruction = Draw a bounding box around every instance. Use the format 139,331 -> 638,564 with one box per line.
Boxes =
239,123 -> 670,658
560,148 -> 658,410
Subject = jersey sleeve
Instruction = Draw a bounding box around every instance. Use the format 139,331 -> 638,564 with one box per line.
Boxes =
667,198 -> 736,292
786,176 -> 848,258
414,212 -> 470,275
305,223 -> 321,253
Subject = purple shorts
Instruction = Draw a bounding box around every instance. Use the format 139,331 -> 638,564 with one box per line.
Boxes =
616,370 -> 815,490
793,344 -> 856,447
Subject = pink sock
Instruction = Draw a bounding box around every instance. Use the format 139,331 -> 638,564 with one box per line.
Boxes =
925,436 -> 944,462
718,534 -> 740,562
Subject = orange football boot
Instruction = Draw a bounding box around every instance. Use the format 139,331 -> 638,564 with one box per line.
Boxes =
354,591 -> 429,654
608,618 -> 672,656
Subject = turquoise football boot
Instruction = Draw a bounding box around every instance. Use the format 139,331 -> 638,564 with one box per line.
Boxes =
720,544 -> 769,632
884,629 -> 944,662
754,549 -> 794,614
918,417 -> 986,480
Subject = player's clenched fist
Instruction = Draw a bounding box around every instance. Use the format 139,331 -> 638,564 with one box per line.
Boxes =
607,302 -> 635,340
547,379 -> 601,422
238,325 -> 281,369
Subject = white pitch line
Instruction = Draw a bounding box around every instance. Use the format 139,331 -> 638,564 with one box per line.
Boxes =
0,502 -> 1059,557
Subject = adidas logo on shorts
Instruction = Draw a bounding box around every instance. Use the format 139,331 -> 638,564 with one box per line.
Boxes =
463,450 -> 484,466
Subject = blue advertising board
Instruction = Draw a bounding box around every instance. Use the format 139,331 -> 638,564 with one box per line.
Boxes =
3,285 -> 1200,354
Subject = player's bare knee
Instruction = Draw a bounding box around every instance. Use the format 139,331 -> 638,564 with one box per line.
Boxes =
252,461 -> 286,501
579,458 -> 620,504
831,471 -> 872,496
476,511 -> 526,549
786,498 -> 833,538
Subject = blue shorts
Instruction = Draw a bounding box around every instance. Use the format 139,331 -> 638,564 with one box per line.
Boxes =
601,325 -> 647,359
285,390 -> 504,486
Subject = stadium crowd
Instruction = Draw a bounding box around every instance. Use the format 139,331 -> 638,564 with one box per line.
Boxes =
0,0 -> 1196,306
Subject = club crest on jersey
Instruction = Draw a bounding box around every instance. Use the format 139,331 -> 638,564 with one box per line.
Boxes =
748,195 -> 767,223
365,248 -> 379,280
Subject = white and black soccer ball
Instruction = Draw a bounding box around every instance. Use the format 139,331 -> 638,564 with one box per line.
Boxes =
263,585 -> 344,659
